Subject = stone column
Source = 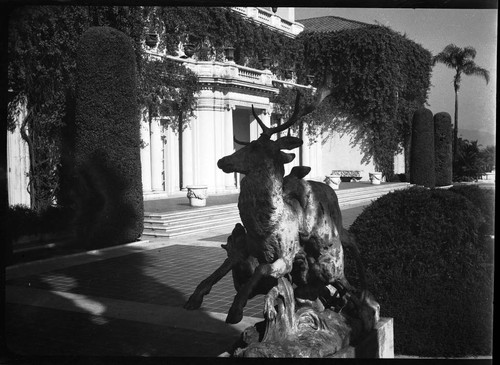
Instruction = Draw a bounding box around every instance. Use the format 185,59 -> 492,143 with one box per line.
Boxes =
213,107 -> 227,192
140,118 -> 152,192
250,107 -> 271,140
302,132 -> 311,168
165,126 -> 180,193
181,121 -> 194,190
150,118 -> 163,191
223,105 -> 236,190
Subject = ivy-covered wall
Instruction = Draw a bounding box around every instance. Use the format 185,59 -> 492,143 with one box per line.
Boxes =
146,7 -> 303,78
298,25 -> 433,178
9,6 -> 434,208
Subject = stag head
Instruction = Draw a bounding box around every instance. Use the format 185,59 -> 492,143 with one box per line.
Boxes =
217,92 -> 304,175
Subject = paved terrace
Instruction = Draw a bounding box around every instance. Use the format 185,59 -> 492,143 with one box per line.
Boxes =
4,183 -> 371,358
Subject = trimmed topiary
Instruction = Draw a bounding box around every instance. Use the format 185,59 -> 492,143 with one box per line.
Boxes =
410,107 -> 435,187
74,26 -> 143,249
434,112 -> 453,186
347,187 -> 493,357
449,184 -> 495,235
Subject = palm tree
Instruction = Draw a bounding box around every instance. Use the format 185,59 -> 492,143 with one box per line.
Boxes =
433,44 -> 490,160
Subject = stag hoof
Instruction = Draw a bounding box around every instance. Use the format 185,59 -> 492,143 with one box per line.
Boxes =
226,306 -> 243,324
264,306 -> 277,321
263,299 -> 277,321
183,294 -> 203,310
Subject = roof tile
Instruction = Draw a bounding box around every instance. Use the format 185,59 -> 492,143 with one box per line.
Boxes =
297,15 -> 371,33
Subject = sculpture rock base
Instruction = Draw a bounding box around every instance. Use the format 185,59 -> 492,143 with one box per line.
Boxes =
228,277 -> 393,358
229,317 -> 394,358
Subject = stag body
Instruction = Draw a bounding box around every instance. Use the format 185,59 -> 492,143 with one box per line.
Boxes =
218,134 -> 305,323
217,92 -> 352,323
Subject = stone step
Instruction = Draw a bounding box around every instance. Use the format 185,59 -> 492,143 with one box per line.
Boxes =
143,220 -> 238,238
144,203 -> 237,220
144,212 -> 240,231
142,183 -> 412,238
144,209 -> 239,226
143,211 -> 240,238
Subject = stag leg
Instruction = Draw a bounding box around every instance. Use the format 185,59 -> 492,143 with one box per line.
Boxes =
226,257 -> 293,324
184,258 -> 234,310
263,286 -> 280,321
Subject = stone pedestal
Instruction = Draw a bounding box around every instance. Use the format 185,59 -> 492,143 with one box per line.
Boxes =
186,185 -> 208,207
332,317 -> 394,358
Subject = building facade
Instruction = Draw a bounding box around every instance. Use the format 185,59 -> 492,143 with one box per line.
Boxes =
6,7 -> 404,206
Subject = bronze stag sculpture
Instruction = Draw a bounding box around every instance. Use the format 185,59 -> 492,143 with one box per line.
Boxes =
185,91 -> 376,328
216,93 -> 361,325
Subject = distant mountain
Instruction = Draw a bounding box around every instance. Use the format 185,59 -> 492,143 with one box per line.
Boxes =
458,129 -> 496,147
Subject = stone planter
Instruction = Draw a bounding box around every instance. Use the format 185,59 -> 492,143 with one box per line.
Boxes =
369,172 -> 383,185
145,33 -> 158,48
186,185 -> 208,207
324,175 -> 341,190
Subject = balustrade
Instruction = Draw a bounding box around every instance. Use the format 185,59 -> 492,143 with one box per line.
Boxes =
238,68 -> 260,81
229,7 -> 304,37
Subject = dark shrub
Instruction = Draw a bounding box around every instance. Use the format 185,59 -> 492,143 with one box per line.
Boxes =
74,27 -> 143,249
410,107 -> 435,187
453,138 -> 491,182
347,187 -> 493,357
6,205 -> 73,240
6,205 -> 38,239
434,112 -> 452,186
389,173 -> 408,182
449,185 -> 495,235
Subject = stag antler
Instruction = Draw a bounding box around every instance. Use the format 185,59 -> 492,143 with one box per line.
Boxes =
252,90 -> 302,138
251,86 -> 332,138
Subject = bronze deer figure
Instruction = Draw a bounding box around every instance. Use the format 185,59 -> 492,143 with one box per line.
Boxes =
215,91 -> 359,324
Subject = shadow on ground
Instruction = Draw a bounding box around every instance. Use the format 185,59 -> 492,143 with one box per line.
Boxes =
5,245 -> 242,357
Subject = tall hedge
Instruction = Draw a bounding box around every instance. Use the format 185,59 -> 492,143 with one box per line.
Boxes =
347,187 -> 493,357
74,26 -> 143,248
434,112 -> 453,186
410,107 -> 435,187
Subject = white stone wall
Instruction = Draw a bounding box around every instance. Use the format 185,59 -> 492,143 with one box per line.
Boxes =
321,132 -> 376,181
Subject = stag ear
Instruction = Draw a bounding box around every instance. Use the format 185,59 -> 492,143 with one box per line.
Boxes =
277,136 -> 303,150
290,166 -> 311,179
280,152 -> 296,164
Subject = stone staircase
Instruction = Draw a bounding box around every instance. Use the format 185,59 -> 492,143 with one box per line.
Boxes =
142,182 -> 412,238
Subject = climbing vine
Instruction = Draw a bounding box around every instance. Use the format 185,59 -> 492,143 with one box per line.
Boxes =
145,7 -> 303,77
138,57 -> 199,132
8,6 -> 433,206
297,25 -> 433,178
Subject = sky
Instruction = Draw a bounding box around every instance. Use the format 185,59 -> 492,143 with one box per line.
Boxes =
295,7 -> 497,142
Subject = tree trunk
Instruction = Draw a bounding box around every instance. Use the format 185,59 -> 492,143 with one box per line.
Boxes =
453,88 -> 459,162
298,121 -> 304,166
19,110 -> 36,210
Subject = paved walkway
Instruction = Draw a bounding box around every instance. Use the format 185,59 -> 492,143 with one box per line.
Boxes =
5,202 -> 367,357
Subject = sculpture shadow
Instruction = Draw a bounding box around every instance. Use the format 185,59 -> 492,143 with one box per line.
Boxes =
5,244 -> 242,357
69,150 -> 143,250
